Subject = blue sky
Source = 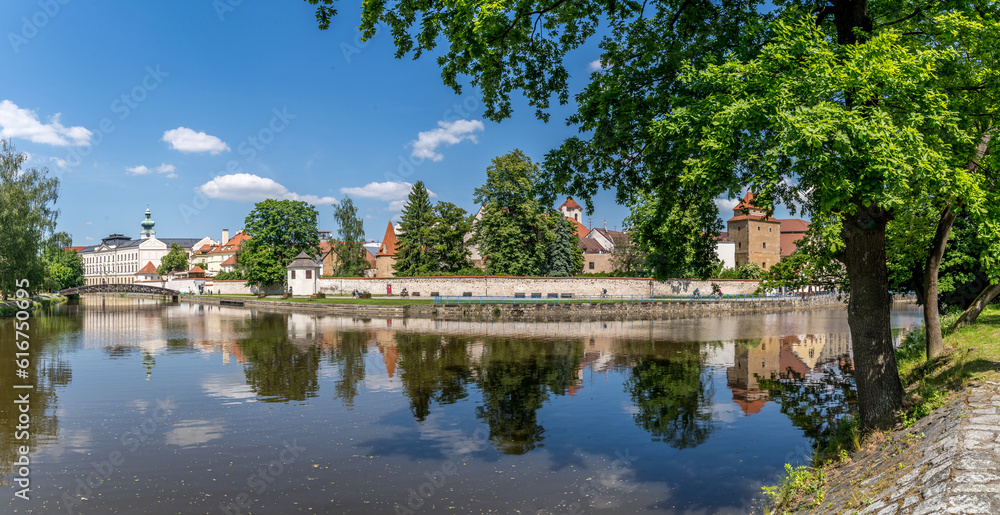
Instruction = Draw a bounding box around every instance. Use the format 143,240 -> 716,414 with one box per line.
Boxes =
2,1 -> 741,246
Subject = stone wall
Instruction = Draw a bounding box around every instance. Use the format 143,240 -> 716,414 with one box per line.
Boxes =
311,276 -> 763,297
210,280 -> 284,296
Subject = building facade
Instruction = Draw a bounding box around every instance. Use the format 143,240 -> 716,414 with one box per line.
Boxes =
79,207 -> 213,285
724,193 -> 807,270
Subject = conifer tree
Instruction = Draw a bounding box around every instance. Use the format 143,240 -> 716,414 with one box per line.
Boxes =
395,181 -> 436,276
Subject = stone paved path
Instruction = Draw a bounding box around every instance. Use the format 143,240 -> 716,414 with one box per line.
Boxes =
803,382 -> 1000,514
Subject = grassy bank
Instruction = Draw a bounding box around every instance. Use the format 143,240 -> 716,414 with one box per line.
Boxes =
208,295 -> 437,306
0,294 -> 67,317
762,304 -> 1000,513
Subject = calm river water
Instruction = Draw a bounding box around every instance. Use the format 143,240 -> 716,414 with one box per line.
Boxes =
2,298 -> 922,514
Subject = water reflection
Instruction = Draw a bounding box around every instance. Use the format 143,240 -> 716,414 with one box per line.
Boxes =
0,298 -> 923,513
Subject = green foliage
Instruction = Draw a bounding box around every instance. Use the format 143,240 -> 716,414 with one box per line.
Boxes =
157,243 -> 189,276
212,270 -> 245,281
472,150 -> 555,276
395,181 -> 436,276
43,248 -> 84,291
429,201 -> 473,273
610,233 -> 646,277
761,463 -> 826,512
626,189 -> 719,280
331,196 -> 368,277
543,215 -> 576,277
241,199 -> 321,286
0,139 -> 61,297
624,349 -> 714,449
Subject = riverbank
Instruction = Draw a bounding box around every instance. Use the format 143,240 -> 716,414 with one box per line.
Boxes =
768,305 -> 1000,514
174,292 -> 845,320
0,294 -> 67,317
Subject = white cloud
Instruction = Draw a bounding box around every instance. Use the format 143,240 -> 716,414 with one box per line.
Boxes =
340,181 -> 437,212
85,222 -> 92,225
387,199 -> 407,212
588,59 -> 605,71
49,157 -> 68,168
127,163 -> 177,178
0,100 -> 92,146
162,127 -> 230,154
715,198 -> 740,213
198,173 -> 337,205
411,119 -> 484,161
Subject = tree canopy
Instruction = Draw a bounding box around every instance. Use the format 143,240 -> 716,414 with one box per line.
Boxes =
157,243 -> 189,276
332,196 -> 368,277
395,181 -> 436,276
0,139 -> 61,297
241,199 -> 320,286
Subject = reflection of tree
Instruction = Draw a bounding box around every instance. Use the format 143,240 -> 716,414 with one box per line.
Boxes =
0,309 -> 80,486
474,338 -> 583,455
758,360 -> 857,449
239,314 -> 321,402
329,331 -> 369,405
625,347 -> 714,449
395,334 -> 473,420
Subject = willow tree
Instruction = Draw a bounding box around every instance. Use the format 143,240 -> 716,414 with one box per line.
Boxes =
305,1 -> 1000,431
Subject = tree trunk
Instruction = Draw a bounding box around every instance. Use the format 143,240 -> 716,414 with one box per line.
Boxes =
922,204 -> 957,359
949,282 -> 1000,333
843,206 -> 903,431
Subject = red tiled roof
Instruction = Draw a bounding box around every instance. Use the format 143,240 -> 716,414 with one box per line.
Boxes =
559,197 -> 582,211
717,232 -> 729,241
779,219 -> 810,233
734,192 -> 758,212
63,246 -> 87,253
579,238 -> 607,254
220,255 -> 237,266
376,222 -> 397,257
566,217 -> 589,238
728,214 -> 779,222
780,233 -> 806,257
188,265 -> 205,273
199,244 -> 212,252
136,261 -> 158,275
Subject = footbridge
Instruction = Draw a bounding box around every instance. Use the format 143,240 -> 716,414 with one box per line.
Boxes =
61,284 -> 180,300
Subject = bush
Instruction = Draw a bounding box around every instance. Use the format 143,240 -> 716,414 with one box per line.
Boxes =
315,292 -> 326,299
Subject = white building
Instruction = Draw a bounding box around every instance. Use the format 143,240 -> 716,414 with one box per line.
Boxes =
287,252 -> 321,295
79,207 -> 213,285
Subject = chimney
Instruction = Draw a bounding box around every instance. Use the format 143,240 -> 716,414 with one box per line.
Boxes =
222,229 -> 229,244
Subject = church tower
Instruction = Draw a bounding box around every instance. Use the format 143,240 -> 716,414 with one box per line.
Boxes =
140,205 -> 156,239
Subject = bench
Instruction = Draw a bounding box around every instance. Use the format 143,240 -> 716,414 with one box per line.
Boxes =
547,293 -> 559,298
430,291 -> 439,297
560,293 -> 573,299
411,292 -> 420,296
514,293 -> 526,298
530,293 -> 542,298
462,292 -> 473,297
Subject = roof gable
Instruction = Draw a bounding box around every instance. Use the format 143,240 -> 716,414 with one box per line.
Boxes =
376,222 -> 398,257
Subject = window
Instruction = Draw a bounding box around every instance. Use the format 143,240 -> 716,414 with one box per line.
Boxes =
589,262 -> 595,270
769,227 -> 772,232
306,270 -> 312,279
762,242 -> 766,249
738,242 -> 741,249
291,270 -> 296,280
762,261 -> 766,268
757,225 -> 760,231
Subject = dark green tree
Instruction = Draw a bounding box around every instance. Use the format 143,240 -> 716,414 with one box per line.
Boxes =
239,314 -> 322,402
331,196 -> 368,277
156,243 -> 189,276
395,333 -> 474,420
543,214 -> 576,277
0,139 -> 60,298
609,233 -> 647,277
395,181 -> 436,276
473,150 -> 554,276
429,201 -> 474,273
626,355 -> 714,449
241,199 -> 320,286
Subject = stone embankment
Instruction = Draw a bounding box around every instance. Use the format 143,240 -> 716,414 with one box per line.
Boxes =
803,382 -> 1000,514
176,294 -> 842,320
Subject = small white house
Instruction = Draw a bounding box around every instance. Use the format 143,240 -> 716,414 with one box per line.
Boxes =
287,251 -> 321,296
715,240 -> 737,270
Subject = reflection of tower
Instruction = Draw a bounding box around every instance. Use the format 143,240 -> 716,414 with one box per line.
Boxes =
143,351 -> 156,382
726,337 -> 781,415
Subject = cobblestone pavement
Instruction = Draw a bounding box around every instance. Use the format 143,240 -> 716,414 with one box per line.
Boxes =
803,382 -> 1000,514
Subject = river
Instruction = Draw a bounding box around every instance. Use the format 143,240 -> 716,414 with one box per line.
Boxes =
1,297 -> 922,514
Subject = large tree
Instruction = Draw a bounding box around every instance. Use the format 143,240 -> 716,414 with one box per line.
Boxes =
331,196 -> 368,277
304,0 -> 1000,431
429,201 -> 474,273
394,181 -> 436,276
42,247 -> 84,291
0,139 -> 61,298
157,243 -> 189,276
472,150 -> 554,276
241,199 -> 320,287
